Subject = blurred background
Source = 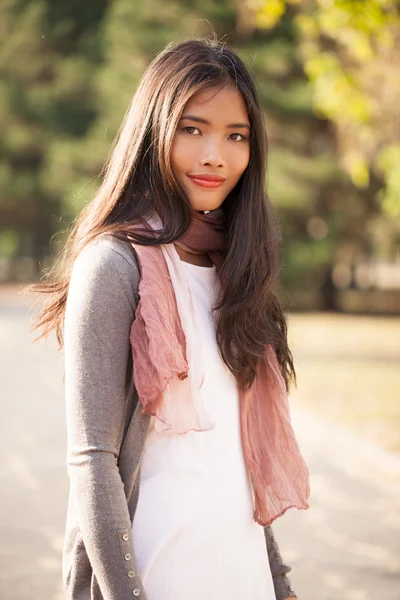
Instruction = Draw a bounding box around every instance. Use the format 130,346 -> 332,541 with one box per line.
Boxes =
0,1 -> 399,599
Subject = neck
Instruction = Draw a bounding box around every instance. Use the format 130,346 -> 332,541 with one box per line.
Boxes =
173,243 -> 213,267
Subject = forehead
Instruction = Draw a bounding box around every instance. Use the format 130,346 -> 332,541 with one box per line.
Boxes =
183,86 -> 249,121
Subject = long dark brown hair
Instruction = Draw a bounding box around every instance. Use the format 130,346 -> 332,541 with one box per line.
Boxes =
28,37 -> 296,393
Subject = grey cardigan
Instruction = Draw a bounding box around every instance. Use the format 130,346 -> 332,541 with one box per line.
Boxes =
62,234 -> 298,600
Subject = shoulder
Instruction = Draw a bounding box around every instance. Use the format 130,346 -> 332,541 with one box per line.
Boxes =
69,234 -> 141,314
76,233 -> 139,273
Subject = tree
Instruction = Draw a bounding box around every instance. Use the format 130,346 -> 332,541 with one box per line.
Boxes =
0,0 -> 107,264
253,0 -> 400,221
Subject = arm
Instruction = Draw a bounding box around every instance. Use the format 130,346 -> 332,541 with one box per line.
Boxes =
264,525 -> 297,599
64,239 -> 144,599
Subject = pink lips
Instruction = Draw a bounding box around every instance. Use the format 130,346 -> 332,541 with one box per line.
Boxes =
187,174 -> 226,189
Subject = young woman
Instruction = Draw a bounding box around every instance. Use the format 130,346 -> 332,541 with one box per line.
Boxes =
30,38 -> 310,600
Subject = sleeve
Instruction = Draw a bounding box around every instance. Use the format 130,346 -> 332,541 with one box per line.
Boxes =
264,525 -> 297,599
63,240 -> 145,600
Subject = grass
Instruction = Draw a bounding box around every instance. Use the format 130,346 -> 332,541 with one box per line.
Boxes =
287,313 -> 400,455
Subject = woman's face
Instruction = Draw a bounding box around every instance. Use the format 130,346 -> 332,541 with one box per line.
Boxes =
171,85 -> 251,212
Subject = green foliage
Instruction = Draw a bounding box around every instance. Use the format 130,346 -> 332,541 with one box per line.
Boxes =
0,0 -> 398,303
256,0 -> 400,219
251,0 -> 301,29
0,230 -> 19,258
377,144 -> 400,218
0,0 -> 107,260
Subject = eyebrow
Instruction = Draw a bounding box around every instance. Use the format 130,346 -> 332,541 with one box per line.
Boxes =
180,114 -> 250,131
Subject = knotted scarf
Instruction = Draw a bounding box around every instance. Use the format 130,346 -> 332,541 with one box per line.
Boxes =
129,208 -> 310,527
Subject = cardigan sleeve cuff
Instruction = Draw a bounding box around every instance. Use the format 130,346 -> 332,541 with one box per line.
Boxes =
265,525 -> 298,599
273,567 -> 297,599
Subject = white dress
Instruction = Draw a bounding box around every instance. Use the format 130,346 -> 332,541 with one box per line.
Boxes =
131,259 -> 276,600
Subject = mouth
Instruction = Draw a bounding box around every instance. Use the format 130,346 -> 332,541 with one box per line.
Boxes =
187,174 -> 226,189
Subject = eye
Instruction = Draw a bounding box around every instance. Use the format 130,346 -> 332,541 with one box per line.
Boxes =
183,126 -> 200,135
229,133 -> 248,142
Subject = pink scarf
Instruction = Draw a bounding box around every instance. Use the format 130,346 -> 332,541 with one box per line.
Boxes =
129,209 -> 310,527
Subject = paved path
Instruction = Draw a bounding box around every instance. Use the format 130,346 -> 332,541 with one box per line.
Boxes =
0,285 -> 399,600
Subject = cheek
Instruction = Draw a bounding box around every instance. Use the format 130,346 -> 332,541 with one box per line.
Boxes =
232,147 -> 250,179
171,137 -> 191,174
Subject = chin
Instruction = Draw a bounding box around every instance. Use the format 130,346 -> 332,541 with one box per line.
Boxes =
191,200 -> 224,213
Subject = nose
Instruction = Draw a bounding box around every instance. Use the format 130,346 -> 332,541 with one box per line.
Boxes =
199,136 -> 225,167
